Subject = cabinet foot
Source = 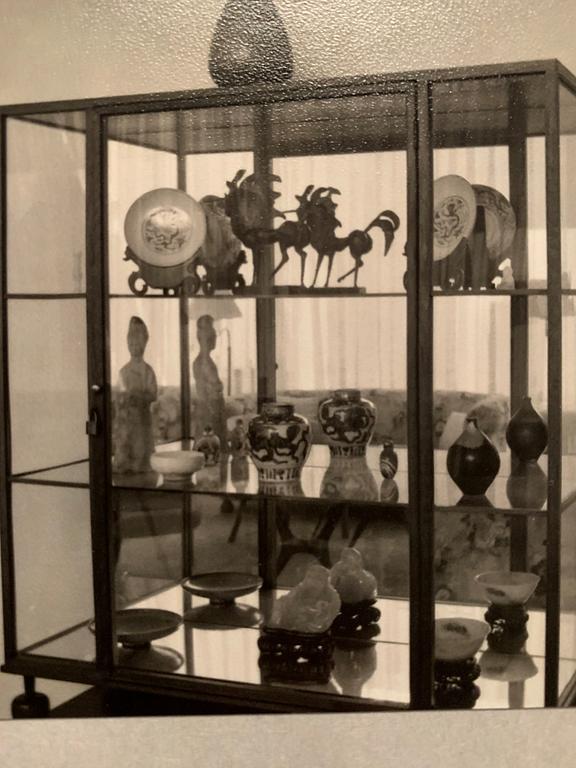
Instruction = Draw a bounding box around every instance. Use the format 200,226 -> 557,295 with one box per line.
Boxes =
11,677 -> 50,719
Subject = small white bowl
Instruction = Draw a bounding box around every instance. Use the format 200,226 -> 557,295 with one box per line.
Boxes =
435,618 -> 489,661
475,571 -> 540,606
150,450 -> 205,483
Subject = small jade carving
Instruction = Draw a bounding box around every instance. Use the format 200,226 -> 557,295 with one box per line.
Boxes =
330,548 -> 377,604
269,565 -> 341,634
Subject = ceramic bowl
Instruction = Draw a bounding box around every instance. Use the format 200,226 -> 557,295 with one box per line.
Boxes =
475,570 -> 540,606
150,450 -> 205,483
182,572 -> 263,605
435,617 -> 489,661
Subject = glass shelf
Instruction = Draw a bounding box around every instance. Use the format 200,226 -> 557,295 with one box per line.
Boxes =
23,584 -> 576,710
12,447 -> 576,514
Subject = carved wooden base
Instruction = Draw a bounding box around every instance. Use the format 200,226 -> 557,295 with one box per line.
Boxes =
331,599 -> 381,644
258,628 -> 334,684
434,658 -> 481,709
485,603 -> 529,654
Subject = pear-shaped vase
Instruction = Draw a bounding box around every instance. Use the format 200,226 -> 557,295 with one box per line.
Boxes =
506,397 -> 548,462
447,417 -> 501,497
209,0 -> 294,88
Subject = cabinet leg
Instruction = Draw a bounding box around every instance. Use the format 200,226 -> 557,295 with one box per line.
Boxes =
11,677 -> 50,719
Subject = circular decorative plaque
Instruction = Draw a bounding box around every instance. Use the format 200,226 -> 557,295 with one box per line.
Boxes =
124,188 -> 206,268
433,175 -> 477,261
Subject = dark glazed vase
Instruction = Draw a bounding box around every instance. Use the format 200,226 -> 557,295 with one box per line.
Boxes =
447,418 -> 501,497
247,402 -> 311,483
318,389 -> 376,457
506,397 -> 548,462
209,0 -> 294,88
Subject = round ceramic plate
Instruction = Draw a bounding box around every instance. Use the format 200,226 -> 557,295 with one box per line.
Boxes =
433,175 -> 477,261
182,572 -> 263,604
473,184 -> 516,258
124,188 -> 206,268
89,609 -> 182,646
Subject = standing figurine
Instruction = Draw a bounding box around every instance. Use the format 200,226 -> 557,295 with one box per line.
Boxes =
228,417 -> 248,458
379,438 -> 398,479
195,425 -> 221,466
192,314 -> 228,453
113,316 -> 158,473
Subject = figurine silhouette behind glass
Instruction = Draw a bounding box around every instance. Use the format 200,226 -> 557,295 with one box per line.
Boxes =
192,314 -> 227,453
113,316 -> 158,473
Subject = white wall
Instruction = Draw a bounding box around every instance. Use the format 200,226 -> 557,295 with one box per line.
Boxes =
1,0 -> 576,721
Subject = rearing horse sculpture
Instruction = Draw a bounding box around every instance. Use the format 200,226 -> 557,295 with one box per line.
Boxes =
306,187 -> 400,288
224,170 -> 312,287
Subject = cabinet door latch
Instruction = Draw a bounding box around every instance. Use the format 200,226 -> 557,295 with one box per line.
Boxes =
85,409 -> 100,436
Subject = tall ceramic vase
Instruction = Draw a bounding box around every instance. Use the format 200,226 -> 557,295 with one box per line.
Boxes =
209,0 -> 294,88
447,417 -> 501,497
506,397 -> 548,462
318,389 -> 376,457
247,402 -> 311,483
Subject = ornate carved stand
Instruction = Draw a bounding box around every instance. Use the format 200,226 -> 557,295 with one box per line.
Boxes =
331,600 -> 381,644
485,604 -> 529,654
434,658 -> 481,709
258,628 -> 334,684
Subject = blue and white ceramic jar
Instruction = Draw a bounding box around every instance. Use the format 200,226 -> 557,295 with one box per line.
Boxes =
247,403 -> 311,483
318,389 -> 376,457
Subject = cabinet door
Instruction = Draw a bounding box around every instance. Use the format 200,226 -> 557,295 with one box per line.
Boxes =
3,111 -> 96,664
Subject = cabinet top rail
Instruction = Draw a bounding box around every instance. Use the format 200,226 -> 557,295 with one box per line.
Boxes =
0,58 -> 573,116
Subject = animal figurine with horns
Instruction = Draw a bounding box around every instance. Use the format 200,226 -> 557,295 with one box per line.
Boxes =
223,170 -> 400,289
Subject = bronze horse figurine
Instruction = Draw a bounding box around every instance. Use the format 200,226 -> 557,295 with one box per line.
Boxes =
224,170 -> 312,287
305,187 -> 400,288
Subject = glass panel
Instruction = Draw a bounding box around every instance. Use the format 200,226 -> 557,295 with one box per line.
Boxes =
13,484 -> 95,657
107,140 -> 177,295
8,298 -> 88,475
272,296 -> 407,504
102,92 -> 411,704
431,74 -> 549,709
272,151 -> 407,293
432,75 -> 546,293
6,113 -> 86,294
560,81 -> 576,702
107,106 -> 254,297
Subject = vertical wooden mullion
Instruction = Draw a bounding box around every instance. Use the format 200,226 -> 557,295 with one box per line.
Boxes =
176,113 -> 193,578
86,109 -> 115,673
407,80 -> 435,709
254,104 -> 277,406
0,113 -> 18,661
508,82 -> 530,571
253,104 -> 277,589
544,69 -> 562,707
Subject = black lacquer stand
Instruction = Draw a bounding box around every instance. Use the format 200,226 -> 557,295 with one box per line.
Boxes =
258,628 -> 334,684
11,677 -> 51,719
485,603 -> 529,654
331,599 -> 381,645
434,658 -> 481,709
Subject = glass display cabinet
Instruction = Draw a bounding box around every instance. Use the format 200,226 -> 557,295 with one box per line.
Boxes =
2,59 -> 576,715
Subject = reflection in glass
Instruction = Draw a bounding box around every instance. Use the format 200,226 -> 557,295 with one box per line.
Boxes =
320,456 -> 379,502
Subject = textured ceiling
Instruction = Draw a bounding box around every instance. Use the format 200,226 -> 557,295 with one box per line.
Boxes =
0,0 -> 576,104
